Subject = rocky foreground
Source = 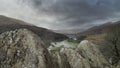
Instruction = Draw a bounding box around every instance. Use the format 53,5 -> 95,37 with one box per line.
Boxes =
0,29 -> 119,68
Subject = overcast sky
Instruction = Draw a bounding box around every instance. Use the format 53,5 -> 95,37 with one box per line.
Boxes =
0,0 -> 120,30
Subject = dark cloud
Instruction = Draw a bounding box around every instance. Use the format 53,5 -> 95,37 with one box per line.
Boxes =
1,0 -> 120,30
28,0 -> 120,29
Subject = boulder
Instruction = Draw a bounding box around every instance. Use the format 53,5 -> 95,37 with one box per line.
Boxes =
76,40 -> 111,68
0,29 -> 54,68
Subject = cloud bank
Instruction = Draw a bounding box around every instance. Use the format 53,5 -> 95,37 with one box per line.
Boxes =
0,0 -> 120,30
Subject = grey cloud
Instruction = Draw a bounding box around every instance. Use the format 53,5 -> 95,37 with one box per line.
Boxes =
0,0 -> 120,30
30,0 -> 120,24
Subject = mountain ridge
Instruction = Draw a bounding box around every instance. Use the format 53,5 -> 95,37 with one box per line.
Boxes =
0,15 -> 68,47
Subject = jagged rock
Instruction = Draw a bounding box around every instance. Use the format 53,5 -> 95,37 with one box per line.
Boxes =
0,29 -> 54,68
49,40 -> 113,68
0,28 -> 115,68
59,48 -> 91,68
76,40 -> 111,68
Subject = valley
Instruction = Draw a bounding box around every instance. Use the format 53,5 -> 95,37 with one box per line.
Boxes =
0,0 -> 120,68
0,16 -> 120,68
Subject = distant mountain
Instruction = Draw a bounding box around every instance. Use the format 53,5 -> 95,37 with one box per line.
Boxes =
0,15 -> 68,46
53,22 -> 119,41
78,22 -> 120,36
53,29 -> 83,34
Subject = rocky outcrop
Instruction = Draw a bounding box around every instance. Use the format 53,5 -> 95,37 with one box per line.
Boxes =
49,40 -> 111,68
59,48 -> 91,68
0,29 -> 54,68
76,40 -> 111,68
0,29 -> 117,68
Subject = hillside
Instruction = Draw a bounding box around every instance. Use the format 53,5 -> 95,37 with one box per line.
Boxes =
79,21 -> 120,67
0,15 -> 68,46
78,22 -> 120,36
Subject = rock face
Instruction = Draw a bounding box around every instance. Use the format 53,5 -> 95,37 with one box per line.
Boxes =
76,40 -> 111,68
0,29 -> 54,68
0,29 -> 118,68
49,40 -> 112,68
